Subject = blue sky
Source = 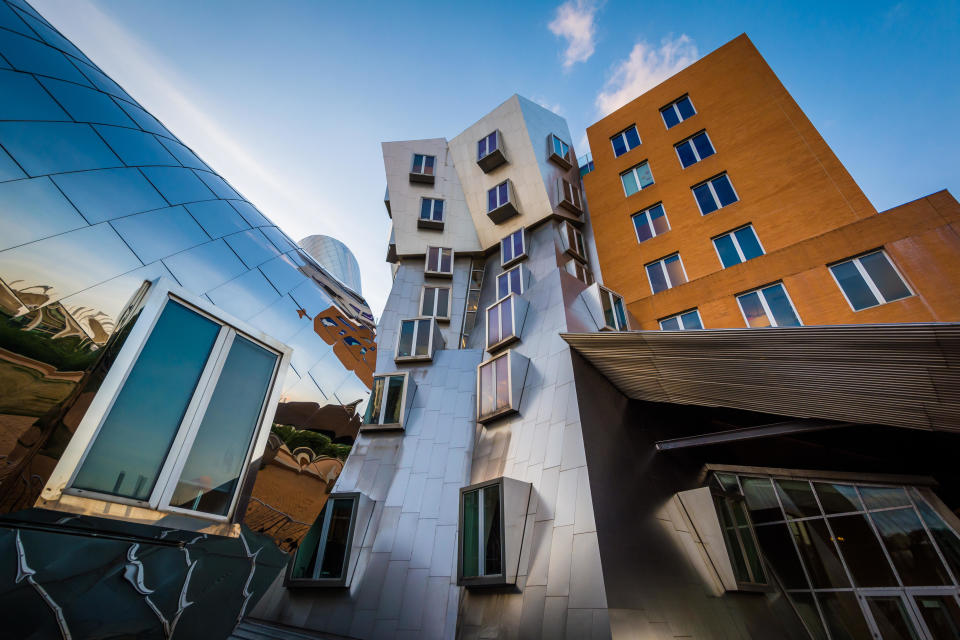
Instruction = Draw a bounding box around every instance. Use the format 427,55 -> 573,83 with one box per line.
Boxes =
32,0 -> 960,316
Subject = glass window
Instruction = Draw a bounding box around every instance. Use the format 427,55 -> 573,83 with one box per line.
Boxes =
112,206 -> 209,265
461,483 -> 502,578
488,181 -> 510,212
914,595 -> 960,638
51,168 -> 166,224
563,221 -> 586,262
659,309 -> 702,331
363,374 -> 407,426
501,229 -> 525,265
564,258 -> 594,286
411,153 -> 435,176
714,494 -> 766,585
914,495 -> 960,578
600,287 -> 628,331
420,197 -> 444,222
830,251 -> 912,311
737,283 -> 801,327
789,519 -> 850,588
675,131 -> 716,168
396,318 -> 434,360
610,125 -> 641,157
37,76 -> 136,127
558,178 -> 583,211
478,131 -> 499,160
693,174 -> 738,214
0,70 -> 70,121
0,29 -> 91,86
632,203 -> 669,243
225,229 -> 282,269
620,161 -> 654,197
818,592 -> 873,640
871,507 -> 952,586
713,225 -> 764,268
421,285 -> 451,319
661,96 -> 696,129
486,296 -> 516,350
866,596 -> 924,639
497,265 -> 523,299
829,514 -> 899,587
754,522 -> 809,589
775,479 -> 821,519
814,482 -> 863,515
425,246 -> 453,275
550,134 -> 570,161
291,495 -> 357,583
645,254 -> 687,294
478,355 -> 511,420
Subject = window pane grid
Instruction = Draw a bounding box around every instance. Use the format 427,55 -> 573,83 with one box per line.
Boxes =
420,198 -> 444,222
676,131 -> 715,168
411,154 -> 435,175
661,96 -> 695,129
737,283 -> 800,327
830,251 -> 912,312
660,309 -> 702,330
497,266 -> 522,299
621,162 -> 654,197
611,125 -> 641,157
646,254 -> 686,294
693,174 -> 738,214
488,181 -> 510,212
714,225 -> 764,268
632,203 -> 669,244
501,229 -> 524,264
478,131 -> 498,160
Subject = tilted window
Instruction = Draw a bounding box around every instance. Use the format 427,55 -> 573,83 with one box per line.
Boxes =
829,250 -> 912,311
611,125 -> 641,157
737,282 -> 801,327
621,161 -> 654,197
561,220 -> 587,262
486,293 -> 527,352
288,492 -> 370,587
661,95 -> 696,129
713,224 -> 764,268
395,317 -> 443,362
548,133 -> 572,168
497,264 -> 524,299
410,154 -> 436,183
478,131 -> 499,160
459,477 -> 531,587
675,131 -> 716,168
425,246 -> 454,277
564,258 -> 594,286
646,254 -> 687,294
487,180 -> 519,223
632,203 -> 669,244
557,178 -> 583,214
477,130 -> 507,172
476,350 -> 529,424
418,197 -> 444,229
421,285 -> 451,320
693,173 -> 738,214
500,228 -> 526,267
599,286 -> 629,331
362,373 -> 411,431
660,309 -> 703,331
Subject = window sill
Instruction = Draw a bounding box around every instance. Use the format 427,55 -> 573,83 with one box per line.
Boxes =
486,334 -> 519,354
458,575 -> 515,588
478,404 -> 519,425
548,151 -> 573,170
424,270 -> 453,279
284,576 -> 349,589
487,201 -> 519,224
409,171 -> 435,184
557,197 -> 582,215
359,422 -> 404,433
394,354 -> 433,364
477,149 -> 507,173
418,219 -> 444,230
501,254 -> 527,269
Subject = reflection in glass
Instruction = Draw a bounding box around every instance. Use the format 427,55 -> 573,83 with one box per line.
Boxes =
860,486 -> 910,510
112,207 -> 209,265
397,320 -> 415,358
73,300 -> 220,500
814,483 -> 863,514
776,479 -> 821,518
741,476 -> 781,523
414,318 -> 430,356
383,376 -> 404,424
92,124 -> 179,166
829,514 -> 898,587
818,592 -> 871,640
37,76 -> 136,128
170,336 -> 277,516
483,484 -> 502,576
754,522 -> 808,589
462,489 -> 479,577
914,595 -> 960,639
865,596 -> 921,640
52,167 -> 167,224
291,497 -> 356,580
788,519 -> 850,588
140,166 -> 215,205
0,176 -> 87,251
913,496 -> 960,578
0,121 -> 120,176
789,592 -> 828,640
870,507 -> 951,586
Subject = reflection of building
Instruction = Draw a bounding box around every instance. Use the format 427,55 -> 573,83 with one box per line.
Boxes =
0,2 -> 375,637
299,234 -> 363,295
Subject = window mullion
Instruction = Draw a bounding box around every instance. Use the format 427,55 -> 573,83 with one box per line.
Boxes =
312,502 -> 335,579
853,258 -> 886,303
757,290 -> 777,327
731,233 -> 747,262
707,181 -> 720,209
478,492 -> 485,576
660,261 -> 671,288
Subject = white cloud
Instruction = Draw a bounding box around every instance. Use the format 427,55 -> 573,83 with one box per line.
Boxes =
548,0 -> 599,70
532,96 -> 565,116
595,35 -> 698,116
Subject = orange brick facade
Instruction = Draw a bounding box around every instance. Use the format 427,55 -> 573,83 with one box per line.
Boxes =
583,34 -> 960,329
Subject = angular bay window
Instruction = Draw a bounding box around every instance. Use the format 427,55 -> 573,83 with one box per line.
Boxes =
458,477 -> 531,587
487,179 -> 519,223
410,153 -> 436,184
420,285 -> 451,321
46,278 -> 289,526
713,225 -> 764,268
611,125 -> 641,157
557,177 -> 583,214
548,133 -> 573,169
737,282 -> 801,328
395,317 -> 443,362
418,197 -> 444,230
288,492 -> 371,587
564,258 -> 594,286
599,286 -> 629,331
621,161 -> 654,197
693,173 -> 738,214
661,95 -> 696,129
829,250 -> 912,311
486,293 -> 527,352
632,203 -> 669,244
675,131 -> 716,168
477,130 -> 507,173
425,246 -> 453,277
497,264 -> 525,299
476,350 -> 529,424
361,373 -> 411,431
660,309 -> 703,331
561,220 -> 587,262
500,228 -> 526,267
646,253 -> 687,294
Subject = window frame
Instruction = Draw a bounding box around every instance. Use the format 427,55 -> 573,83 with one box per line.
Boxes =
620,161 -> 655,197
478,130 -> 500,161
561,220 -> 587,263
645,253 -> 688,295
692,173 -> 739,215
632,202 -> 670,244
394,316 -> 442,362
610,125 -> 641,158
557,177 -> 583,214
712,224 -> 765,268
564,259 -> 594,286
660,95 -> 696,129
598,286 -> 629,331
485,292 -> 523,352
500,228 -> 527,268
285,491 -> 363,588
659,308 -> 703,331
828,250 -> 913,312
496,264 -> 525,300
418,197 -> 445,229
736,282 -> 803,328
674,130 -> 716,168
424,246 -> 454,277
475,350 -> 526,424
410,153 -> 436,183
420,284 -> 452,321
548,133 -> 573,168
45,277 -> 291,527
707,477 -> 769,590
361,372 -> 410,431
458,477 -> 506,584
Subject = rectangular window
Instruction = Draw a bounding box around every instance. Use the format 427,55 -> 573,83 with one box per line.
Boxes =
693,174 -> 738,214
599,287 -> 629,331
661,95 -> 696,129
410,154 -> 435,177
419,198 -> 444,222
395,317 -> 439,361
289,493 -> 359,586
564,259 -> 594,286
621,161 -> 654,197
660,309 -> 703,331
708,475 -> 767,588
632,203 -> 670,243
420,285 -> 451,320
500,228 -> 526,266
562,221 -> 587,262
611,125 -> 641,157
713,225 -> 764,268
478,131 -> 499,160
548,133 -> 572,168
425,246 -> 454,276
460,482 -> 502,578
557,178 -> 583,214
737,282 -> 802,327
829,250 -> 912,311
486,294 -> 519,351
362,373 -> 408,428
477,354 -> 511,421
488,181 -> 509,212
675,131 -> 715,168
645,254 -> 687,294
62,282 -> 286,522
497,265 -> 523,299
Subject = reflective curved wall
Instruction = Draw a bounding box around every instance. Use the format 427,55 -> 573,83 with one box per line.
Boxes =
298,234 -> 364,295
0,0 -> 375,635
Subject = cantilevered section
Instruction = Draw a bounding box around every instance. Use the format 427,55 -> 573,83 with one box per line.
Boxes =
561,323 -> 960,432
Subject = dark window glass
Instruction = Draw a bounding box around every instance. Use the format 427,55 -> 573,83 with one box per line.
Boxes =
754,522 -> 808,589
860,486 -> 910,509
498,182 -> 508,205
734,226 -> 763,260
859,252 -> 911,302
420,199 -> 431,220
488,186 -> 497,212
871,507 -> 951,586
462,490 -> 479,577
169,335 -> 277,516
319,499 -> 354,578
738,291 -> 770,327
693,182 -> 718,214
677,140 -> 697,168
73,301 -> 220,500
742,477 -> 782,523
914,595 -> 960,639
497,273 -> 509,299
661,105 -> 680,129
693,132 -> 715,160
384,376 -> 404,424
633,211 -> 653,243
865,596 -> 922,640
0,69 -> 70,120
818,592 -> 872,640
914,497 -> 960,578
790,593 -> 828,640
433,199 -> 443,221
680,310 -> 702,329
664,255 -> 685,287
40,76 -> 137,127
831,261 -> 877,310
614,297 -> 627,329
676,97 -> 696,119
611,134 -> 627,158
364,377 -> 385,424
776,480 -> 821,518
650,205 -> 668,234
0,29 -> 91,85
440,248 -> 452,273
424,155 -> 435,174
829,514 -> 898,587
713,175 -> 738,207
789,520 -> 850,588
624,126 -> 641,149
714,234 -> 741,268
436,288 -> 449,317
414,319 -> 431,356
716,496 -> 751,582
512,230 -> 523,257
397,320 -> 415,357
764,283 -> 801,327
483,484 -> 502,575
814,483 -> 863,514
646,262 -> 668,294
660,317 -> 680,331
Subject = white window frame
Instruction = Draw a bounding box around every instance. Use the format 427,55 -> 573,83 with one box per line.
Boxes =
419,197 -> 445,223
632,202 -> 670,244
485,293 -> 521,351
496,264 -> 524,300
564,259 -> 594,286
394,316 -> 441,362
475,351 -> 517,423
693,174 -> 739,215
661,95 -> 696,129
736,283 -> 803,328
363,372 -> 410,428
659,309 -> 703,331
44,277 -> 291,526
828,250 -> 914,312
500,228 -> 526,267
645,254 -> 687,295
425,246 -> 454,277
610,125 -> 641,157
411,153 -> 435,176
549,133 -> 571,164
420,284 -> 452,321
712,224 -> 765,268
478,130 -> 500,160
599,286 -> 629,331
561,220 -> 587,262
488,180 -> 512,212
675,130 -> 715,168
620,162 -> 654,197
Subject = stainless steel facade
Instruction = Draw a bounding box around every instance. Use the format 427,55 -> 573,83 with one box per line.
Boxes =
299,234 -> 364,295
